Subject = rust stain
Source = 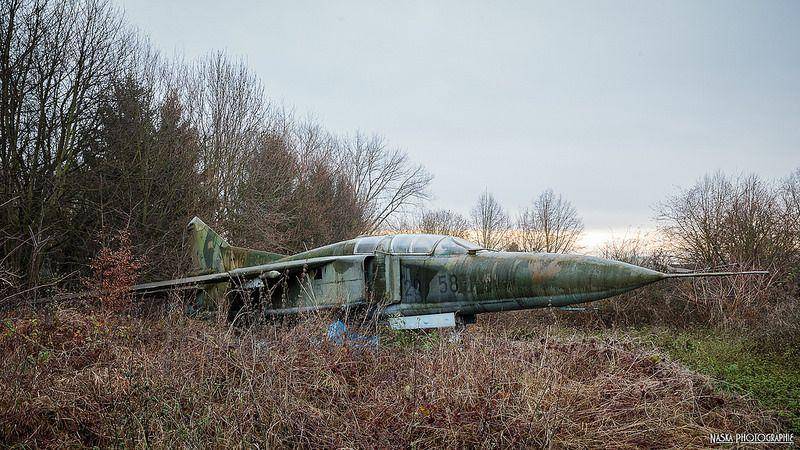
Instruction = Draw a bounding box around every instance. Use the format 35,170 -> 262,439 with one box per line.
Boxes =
531,259 -> 562,284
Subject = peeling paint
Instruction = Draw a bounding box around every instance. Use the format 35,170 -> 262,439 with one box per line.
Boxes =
138,220 -> 721,321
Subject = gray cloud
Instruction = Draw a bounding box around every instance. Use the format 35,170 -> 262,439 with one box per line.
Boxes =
122,0 -> 800,230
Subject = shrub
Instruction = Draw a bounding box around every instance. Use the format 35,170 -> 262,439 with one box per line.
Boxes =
82,229 -> 142,312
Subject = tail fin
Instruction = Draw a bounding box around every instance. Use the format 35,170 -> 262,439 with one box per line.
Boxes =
187,217 -> 229,274
187,217 -> 285,275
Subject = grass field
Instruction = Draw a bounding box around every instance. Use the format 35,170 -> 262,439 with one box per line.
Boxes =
482,311 -> 800,437
642,328 -> 800,434
1,304 -> 794,447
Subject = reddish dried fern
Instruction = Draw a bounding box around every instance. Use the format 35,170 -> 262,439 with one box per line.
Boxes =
83,229 -> 142,312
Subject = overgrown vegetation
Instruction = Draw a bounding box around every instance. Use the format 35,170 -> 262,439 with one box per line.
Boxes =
482,310 -> 800,436
0,305 -> 784,447
644,328 -> 800,434
571,171 -> 800,356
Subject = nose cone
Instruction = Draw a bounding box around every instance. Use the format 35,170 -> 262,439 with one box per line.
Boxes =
496,252 -> 665,302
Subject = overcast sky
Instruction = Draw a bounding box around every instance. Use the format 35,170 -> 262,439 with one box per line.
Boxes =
121,0 -> 799,242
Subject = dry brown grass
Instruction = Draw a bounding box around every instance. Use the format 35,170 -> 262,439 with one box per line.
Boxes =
0,304 -> 783,448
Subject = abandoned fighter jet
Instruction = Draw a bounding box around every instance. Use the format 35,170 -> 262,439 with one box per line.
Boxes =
132,217 -> 766,329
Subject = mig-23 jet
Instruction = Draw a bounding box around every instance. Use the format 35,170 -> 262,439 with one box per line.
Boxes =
132,217 -> 766,329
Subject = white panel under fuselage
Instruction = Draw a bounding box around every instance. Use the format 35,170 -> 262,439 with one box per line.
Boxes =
388,312 -> 456,330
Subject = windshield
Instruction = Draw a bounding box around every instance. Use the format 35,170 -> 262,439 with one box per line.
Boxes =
389,234 -> 445,254
453,237 -> 481,250
355,234 -> 480,255
354,235 -> 390,254
433,237 -> 483,255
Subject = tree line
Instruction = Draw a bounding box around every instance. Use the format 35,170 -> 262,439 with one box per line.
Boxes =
414,189 -> 584,253
0,0 -> 431,291
420,170 -> 799,282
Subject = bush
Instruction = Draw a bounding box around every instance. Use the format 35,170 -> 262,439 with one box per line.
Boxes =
583,172 -> 800,352
82,229 -> 142,312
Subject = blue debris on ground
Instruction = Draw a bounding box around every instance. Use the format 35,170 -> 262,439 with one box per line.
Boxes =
327,320 -> 379,347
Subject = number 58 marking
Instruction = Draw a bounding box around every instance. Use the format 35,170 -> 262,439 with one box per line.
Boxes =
438,274 -> 459,294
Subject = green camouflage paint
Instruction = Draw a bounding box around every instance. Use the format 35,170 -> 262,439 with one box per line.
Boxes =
382,252 -> 664,316
187,217 -> 284,312
137,219 -> 765,321
188,217 -> 284,274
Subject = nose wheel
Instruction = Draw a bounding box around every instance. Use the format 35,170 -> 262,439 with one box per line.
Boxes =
446,314 -> 474,342
455,313 -> 476,330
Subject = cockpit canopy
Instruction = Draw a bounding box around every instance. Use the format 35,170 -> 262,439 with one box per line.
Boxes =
353,234 -> 482,256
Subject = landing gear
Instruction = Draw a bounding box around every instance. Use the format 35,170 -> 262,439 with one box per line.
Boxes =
448,313 -> 476,342
455,313 -> 476,330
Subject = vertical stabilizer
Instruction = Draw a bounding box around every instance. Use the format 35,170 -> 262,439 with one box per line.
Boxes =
187,217 -> 229,274
187,217 -> 285,275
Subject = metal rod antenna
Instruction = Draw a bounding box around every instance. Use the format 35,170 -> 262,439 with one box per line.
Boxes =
662,271 -> 769,278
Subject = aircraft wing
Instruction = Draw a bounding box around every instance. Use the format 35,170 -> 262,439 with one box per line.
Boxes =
131,255 -> 365,295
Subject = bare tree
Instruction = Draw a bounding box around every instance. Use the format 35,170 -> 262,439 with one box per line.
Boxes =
174,57 -> 427,246
416,209 -> 470,238
657,172 -> 796,273
287,121 -> 367,249
783,168 -> 800,240
783,168 -> 800,299
0,0 -> 130,286
224,130 -> 300,252
470,191 -> 510,249
599,232 -> 668,270
178,52 -> 269,222
655,171 -> 800,331
342,133 -> 432,233
224,115 -> 370,252
517,189 -> 584,253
